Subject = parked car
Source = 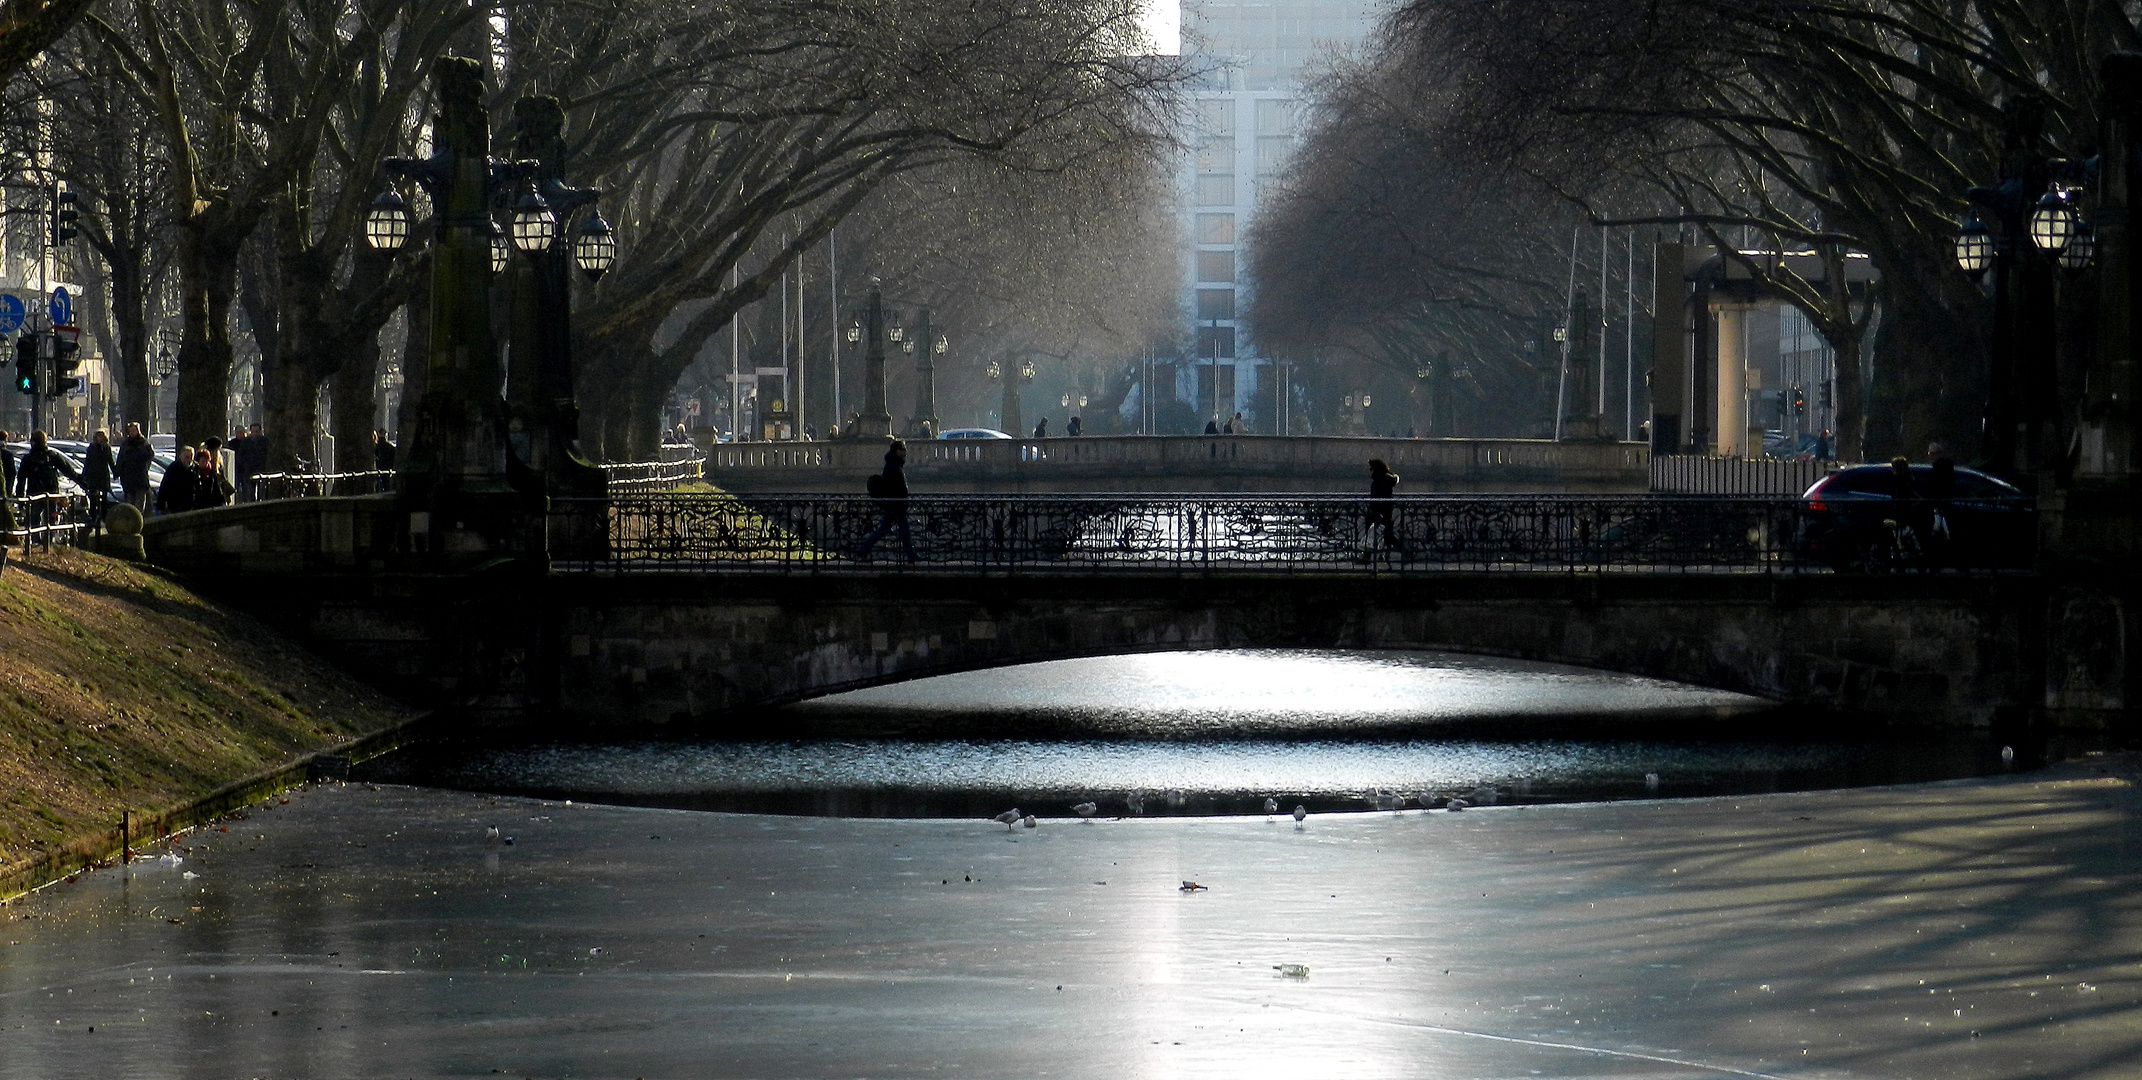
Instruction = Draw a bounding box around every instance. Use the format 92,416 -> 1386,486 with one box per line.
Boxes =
1798,463 -> 2034,571
937,428 -> 1013,440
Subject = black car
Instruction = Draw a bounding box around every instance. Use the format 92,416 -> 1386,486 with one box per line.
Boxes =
1798,463 -> 2034,571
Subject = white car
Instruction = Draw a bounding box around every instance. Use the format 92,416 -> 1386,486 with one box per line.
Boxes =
937,428 -> 1013,440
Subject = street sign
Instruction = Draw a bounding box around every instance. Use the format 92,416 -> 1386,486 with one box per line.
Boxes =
0,294 -> 23,335
47,287 -> 71,327
687,397 -> 702,417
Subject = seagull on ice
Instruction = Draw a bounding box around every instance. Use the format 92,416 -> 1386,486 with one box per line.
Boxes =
1263,797 -> 1279,818
483,826 -> 503,846
1292,804 -> 1307,824
993,809 -> 1022,831
1124,793 -> 1145,816
1022,814 -> 1037,829
1445,798 -> 1469,811
1179,880 -> 1207,892
1072,802 -> 1098,820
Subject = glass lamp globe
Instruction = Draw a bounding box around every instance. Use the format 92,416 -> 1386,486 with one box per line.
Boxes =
574,214 -> 616,277
1060,394 -> 1071,408
1954,216 -> 1993,274
2029,190 -> 2076,252
489,224 -> 510,274
846,322 -> 861,344
986,360 -> 1002,379
1362,394 -> 1373,408
933,335 -> 947,355
364,189 -> 411,251
510,187 -> 557,254
902,339 -> 914,354
1019,360 -> 1035,379
2062,222 -> 2097,271
888,324 -> 905,343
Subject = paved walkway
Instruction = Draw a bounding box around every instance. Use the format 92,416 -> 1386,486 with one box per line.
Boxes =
0,760 -> 2137,1079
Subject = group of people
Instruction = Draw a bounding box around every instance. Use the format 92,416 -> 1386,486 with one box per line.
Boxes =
153,434 -> 238,515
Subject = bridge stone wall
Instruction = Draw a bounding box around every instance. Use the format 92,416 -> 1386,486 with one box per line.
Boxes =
169,563 -> 2114,735
707,435 -> 1649,494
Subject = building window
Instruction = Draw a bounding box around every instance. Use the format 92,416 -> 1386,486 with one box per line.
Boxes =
1195,174 -> 1235,206
1195,325 -> 1237,359
1195,213 -> 1235,244
1197,288 -> 1235,320
1256,98 -> 1295,135
1196,97 -> 1235,136
1256,136 -> 1292,175
1196,250 -> 1235,282
1197,137 -> 1234,174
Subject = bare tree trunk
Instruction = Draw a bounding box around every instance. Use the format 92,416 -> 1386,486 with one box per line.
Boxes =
173,242 -> 240,450
394,286 -> 431,448
331,332 -> 383,476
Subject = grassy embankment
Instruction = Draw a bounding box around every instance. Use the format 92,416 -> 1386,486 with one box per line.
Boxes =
0,547 -> 414,897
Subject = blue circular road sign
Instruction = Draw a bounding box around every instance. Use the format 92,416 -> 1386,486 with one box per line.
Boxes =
48,287 -> 71,327
0,294 -> 23,335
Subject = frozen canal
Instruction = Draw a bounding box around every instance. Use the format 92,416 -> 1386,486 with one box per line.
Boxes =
3,762 -> 2138,1079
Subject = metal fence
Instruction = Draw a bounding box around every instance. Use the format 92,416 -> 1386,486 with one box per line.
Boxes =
569,493 -> 1839,574
1649,455 -> 1840,495
250,469 -> 395,500
5,492 -> 96,550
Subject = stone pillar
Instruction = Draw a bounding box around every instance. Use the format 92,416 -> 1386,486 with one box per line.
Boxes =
1715,301 -> 1750,457
1560,288 -> 1607,440
1650,239 -> 1688,453
1000,362 -> 1023,438
852,285 -> 893,438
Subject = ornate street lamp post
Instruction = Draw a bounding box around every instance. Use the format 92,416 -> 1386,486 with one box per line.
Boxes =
1955,96 -> 2094,481
362,56 -> 617,563
987,357 -> 1034,436
900,306 -> 946,437
847,284 -> 895,438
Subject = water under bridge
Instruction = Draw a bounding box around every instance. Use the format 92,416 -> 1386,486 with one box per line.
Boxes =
133,492 -> 2128,737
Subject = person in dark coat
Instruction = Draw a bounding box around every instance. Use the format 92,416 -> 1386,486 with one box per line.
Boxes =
856,439 -> 914,561
1032,417 -> 1049,438
116,422 -> 154,511
81,430 -> 115,530
372,430 -> 397,492
17,431 -> 81,544
233,422 -> 268,501
192,442 -> 231,508
154,446 -> 197,515
0,430 -> 15,497
1367,458 -> 1402,552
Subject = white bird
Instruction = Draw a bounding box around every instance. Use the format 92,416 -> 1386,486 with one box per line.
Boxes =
993,809 -> 1022,831
1072,802 -> 1098,819
1446,798 -> 1469,812
1125,793 -> 1145,816
1292,804 -> 1307,824
1263,796 -> 1279,817
1180,880 -> 1207,892
2000,745 -> 2015,766
483,826 -> 502,846
1644,772 -> 1661,791
1022,814 -> 1037,829
1373,791 -> 1404,812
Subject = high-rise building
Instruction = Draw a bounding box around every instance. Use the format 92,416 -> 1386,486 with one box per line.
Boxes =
1175,0 -> 1378,431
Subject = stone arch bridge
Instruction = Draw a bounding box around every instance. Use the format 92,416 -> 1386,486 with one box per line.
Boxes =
138,494 -> 2128,734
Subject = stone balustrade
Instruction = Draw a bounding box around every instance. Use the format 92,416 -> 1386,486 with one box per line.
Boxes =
705,435 -> 1650,493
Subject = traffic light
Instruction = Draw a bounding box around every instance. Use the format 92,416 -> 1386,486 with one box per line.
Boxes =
53,186 -> 77,244
50,325 -> 80,396
1791,384 -> 1807,415
1819,379 -> 1834,410
14,334 -> 37,395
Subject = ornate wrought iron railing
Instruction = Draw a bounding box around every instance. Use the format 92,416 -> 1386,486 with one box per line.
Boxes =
603,457 -> 706,491
557,492 -> 1970,574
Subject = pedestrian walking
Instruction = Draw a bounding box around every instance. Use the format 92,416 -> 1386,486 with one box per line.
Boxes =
1204,417 -> 1220,434
117,423 -> 153,511
154,446 -> 197,515
856,439 -> 914,562
372,430 -> 397,491
1367,458 -> 1402,554
17,431 -> 81,545
1032,417 -> 1049,438
82,430 -> 115,531
1066,415 -> 1081,437
233,423 -> 268,500
0,430 -> 16,497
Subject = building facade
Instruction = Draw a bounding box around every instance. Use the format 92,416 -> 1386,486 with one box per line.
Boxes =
1177,0 -> 1378,432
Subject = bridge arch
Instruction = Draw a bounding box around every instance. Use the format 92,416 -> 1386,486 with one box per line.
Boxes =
550,572 -> 2030,729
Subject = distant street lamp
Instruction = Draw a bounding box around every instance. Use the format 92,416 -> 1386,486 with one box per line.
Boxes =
898,307 -> 946,437
990,356 -> 1034,436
